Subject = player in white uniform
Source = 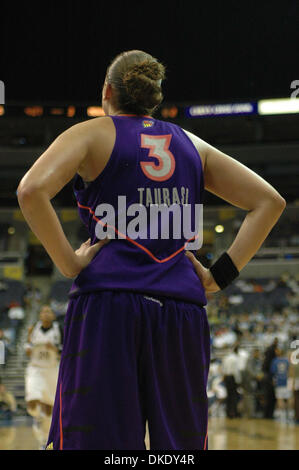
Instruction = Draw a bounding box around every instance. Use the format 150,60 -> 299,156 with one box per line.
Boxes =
24,305 -> 62,448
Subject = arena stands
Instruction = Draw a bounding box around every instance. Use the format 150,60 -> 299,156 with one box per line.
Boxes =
0,279 -> 26,350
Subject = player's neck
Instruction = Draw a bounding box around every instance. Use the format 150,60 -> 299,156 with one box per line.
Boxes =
110,108 -> 127,116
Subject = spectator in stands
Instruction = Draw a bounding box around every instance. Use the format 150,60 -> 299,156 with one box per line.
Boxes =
0,380 -> 16,420
8,301 -> 25,322
24,282 -> 34,307
232,320 -> 242,341
222,345 -> 242,418
7,301 -> 25,345
263,325 -> 278,348
241,348 -> 262,418
277,273 -> 289,288
0,279 -> 8,293
212,326 -> 237,349
262,337 -> 278,419
270,347 -> 290,422
0,328 -> 12,364
24,282 -> 42,308
237,344 -> 249,371
208,360 -> 227,417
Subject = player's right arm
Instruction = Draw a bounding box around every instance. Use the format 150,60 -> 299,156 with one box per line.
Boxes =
183,130 -> 286,292
24,325 -> 34,357
17,119 -> 112,278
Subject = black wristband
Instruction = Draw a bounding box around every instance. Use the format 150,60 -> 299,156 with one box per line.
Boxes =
209,252 -> 239,290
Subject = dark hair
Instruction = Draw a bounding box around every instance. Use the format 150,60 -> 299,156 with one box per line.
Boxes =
106,50 -> 166,116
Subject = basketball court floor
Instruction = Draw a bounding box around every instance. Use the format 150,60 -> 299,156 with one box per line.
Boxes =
0,417 -> 298,450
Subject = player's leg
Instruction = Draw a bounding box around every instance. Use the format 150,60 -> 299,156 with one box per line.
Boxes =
284,398 -> 288,421
141,297 -> 210,450
275,392 -> 284,421
37,366 -> 59,446
26,396 -> 46,449
46,291 -> 146,450
38,403 -> 54,448
26,368 -> 53,448
26,400 -> 41,417
25,366 -> 44,418
37,404 -> 53,448
41,403 -> 53,416
283,388 -> 292,422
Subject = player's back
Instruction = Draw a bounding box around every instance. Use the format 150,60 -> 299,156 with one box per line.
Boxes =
70,115 -> 206,306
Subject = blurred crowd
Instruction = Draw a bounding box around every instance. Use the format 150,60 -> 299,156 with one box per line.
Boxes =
0,280 -> 42,364
208,341 -> 299,423
207,273 -> 299,423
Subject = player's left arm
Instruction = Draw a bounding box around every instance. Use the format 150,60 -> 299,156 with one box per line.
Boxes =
17,121 -> 106,278
24,325 -> 34,357
183,131 -> 285,292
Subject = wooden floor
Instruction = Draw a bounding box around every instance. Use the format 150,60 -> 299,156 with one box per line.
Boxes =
208,417 -> 299,450
0,417 -> 298,450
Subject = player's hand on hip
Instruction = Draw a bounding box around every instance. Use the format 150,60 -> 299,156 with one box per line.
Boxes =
185,251 -> 220,294
75,238 -> 110,272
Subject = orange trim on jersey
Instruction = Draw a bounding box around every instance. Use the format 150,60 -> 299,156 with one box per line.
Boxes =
204,430 -> 208,450
77,201 -> 198,264
59,383 -> 63,450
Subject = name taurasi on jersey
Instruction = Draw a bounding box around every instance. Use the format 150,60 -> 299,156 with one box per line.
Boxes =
137,186 -> 190,207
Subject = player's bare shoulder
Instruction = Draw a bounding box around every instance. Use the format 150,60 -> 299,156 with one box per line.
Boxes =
80,116 -> 115,148
64,115 -> 114,140
76,115 -> 113,131
181,128 -> 208,170
67,116 -> 116,181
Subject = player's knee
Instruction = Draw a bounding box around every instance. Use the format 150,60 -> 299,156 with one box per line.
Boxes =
27,400 -> 38,409
42,404 -> 52,416
27,400 -> 41,417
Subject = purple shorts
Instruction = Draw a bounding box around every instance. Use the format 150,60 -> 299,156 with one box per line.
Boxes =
46,290 -> 210,450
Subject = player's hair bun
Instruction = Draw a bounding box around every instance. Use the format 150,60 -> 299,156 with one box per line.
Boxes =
122,61 -> 165,114
107,50 -> 166,116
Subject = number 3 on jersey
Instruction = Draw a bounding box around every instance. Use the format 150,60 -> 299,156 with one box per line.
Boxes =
140,134 -> 176,182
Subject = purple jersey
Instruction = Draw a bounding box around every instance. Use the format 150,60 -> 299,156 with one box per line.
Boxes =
70,115 -> 207,306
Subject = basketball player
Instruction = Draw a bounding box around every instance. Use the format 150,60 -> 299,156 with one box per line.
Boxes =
17,50 -> 285,450
24,305 -> 63,448
270,347 -> 291,422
